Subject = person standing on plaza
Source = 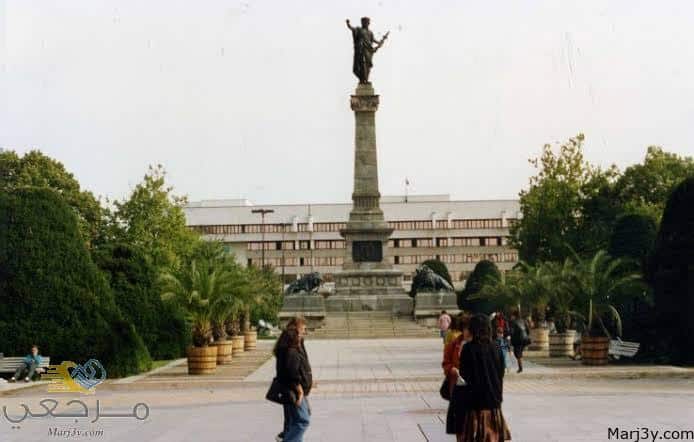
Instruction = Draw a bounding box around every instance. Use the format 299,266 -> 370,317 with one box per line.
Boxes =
275,317 -> 312,442
438,310 -> 452,343
442,315 -> 471,435
456,314 -> 511,441
510,311 -> 531,374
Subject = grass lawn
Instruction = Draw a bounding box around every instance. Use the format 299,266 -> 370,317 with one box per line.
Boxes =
151,360 -> 173,370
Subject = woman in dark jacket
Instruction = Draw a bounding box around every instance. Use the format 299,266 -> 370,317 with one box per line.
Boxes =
456,314 -> 511,442
274,325 -> 312,442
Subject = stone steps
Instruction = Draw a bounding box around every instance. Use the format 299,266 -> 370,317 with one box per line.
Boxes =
310,312 -> 438,339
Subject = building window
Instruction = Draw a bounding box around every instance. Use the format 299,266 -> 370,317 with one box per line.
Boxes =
394,256 -> 400,264
299,240 -> 311,250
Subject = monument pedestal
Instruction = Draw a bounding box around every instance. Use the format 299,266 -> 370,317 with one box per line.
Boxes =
279,294 -> 326,330
330,82 -> 413,315
328,269 -> 413,314
414,292 -> 460,327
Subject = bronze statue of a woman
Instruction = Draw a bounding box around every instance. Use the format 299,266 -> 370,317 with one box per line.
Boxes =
346,17 -> 389,84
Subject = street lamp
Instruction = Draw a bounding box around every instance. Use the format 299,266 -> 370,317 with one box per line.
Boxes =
251,208 -> 274,268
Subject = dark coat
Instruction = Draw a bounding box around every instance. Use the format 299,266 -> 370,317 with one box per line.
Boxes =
458,340 -> 505,411
276,344 -> 312,396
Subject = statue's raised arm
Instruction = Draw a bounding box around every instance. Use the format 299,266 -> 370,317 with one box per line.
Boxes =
347,17 -> 389,84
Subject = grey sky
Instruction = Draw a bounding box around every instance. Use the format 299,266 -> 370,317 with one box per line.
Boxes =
2,0 -> 693,204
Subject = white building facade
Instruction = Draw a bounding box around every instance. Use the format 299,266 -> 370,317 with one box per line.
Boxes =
184,195 -> 521,289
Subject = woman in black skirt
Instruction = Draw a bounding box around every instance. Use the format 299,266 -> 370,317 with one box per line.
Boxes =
456,313 -> 511,441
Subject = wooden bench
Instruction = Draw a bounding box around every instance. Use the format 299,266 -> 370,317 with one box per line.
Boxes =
0,357 -> 51,377
609,339 -> 640,359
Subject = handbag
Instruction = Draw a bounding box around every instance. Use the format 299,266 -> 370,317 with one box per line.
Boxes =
265,377 -> 295,405
439,378 -> 450,401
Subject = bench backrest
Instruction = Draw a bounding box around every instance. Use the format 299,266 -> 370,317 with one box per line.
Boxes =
0,357 -> 51,371
609,340 -> 640,357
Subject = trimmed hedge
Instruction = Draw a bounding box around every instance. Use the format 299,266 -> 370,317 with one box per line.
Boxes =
648,177 -> 694,365
93,243 -> 189,359
0,188 -> 152,377
459,260 -> 501,314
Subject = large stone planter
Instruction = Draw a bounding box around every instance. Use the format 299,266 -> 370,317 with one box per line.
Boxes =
528,327 -> 549,354
413,291 -> 460,327
187,346 -> 217,375
582,336 -> 609,365
549,330 -> 576,358
212,339 -> 233,365
244,330 -> 257,351
279,294 -> 326,330
231,335 -> 245,357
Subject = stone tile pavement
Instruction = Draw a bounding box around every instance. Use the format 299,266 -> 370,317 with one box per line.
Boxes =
2,338 -> 693,441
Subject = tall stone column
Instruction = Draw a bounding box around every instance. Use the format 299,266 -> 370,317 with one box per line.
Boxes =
349,83 -> 386,224
328,83 -> 413,315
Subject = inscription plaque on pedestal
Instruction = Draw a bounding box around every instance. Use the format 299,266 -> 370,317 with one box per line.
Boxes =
352,241 -> 383,262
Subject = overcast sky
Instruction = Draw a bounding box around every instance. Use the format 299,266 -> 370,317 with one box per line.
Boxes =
1,1 -> 693,205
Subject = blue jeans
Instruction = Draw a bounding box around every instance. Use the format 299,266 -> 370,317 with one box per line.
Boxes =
282,398 -> 310,442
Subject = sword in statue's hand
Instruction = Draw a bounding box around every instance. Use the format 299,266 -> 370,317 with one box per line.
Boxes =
375,31 -> 390,52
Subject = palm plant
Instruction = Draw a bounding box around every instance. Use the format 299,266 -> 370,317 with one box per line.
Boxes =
161,260 -> 239,346
569,250 -> 643,338
470,260 -> 548,317
543,259 -> 583,333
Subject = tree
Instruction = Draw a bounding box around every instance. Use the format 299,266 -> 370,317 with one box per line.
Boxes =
93,242 -> 189,359
0,150 -> 105,245
615,147 -> 694,221
510,134 -> 618,263
0,188 -> 151,377
460,260 -> 501,313
648,177 -> 694,364
608,214 -> 657,266
111,165 -> 199,272
421,259 -> 453,286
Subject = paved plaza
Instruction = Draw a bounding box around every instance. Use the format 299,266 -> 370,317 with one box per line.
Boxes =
2,339 -> 693,442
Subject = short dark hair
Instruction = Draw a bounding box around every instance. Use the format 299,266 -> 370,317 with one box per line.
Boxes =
31,345 -> 39,351
470,314 -> 492,343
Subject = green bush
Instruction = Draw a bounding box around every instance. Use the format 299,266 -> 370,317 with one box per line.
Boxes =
648,177 -> 694,365
93,242 -> 189,359
608,214 -> 657,346
421,259 -> 453,285
459,260 -> 501,313
0,188 -> 152,377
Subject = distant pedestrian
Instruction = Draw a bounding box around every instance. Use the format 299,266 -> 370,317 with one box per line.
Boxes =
9,345 -> 43,383
442,314 -> 471,435
444,315 -> 462,346
274,318 -> 313,442
438,310 -> 452,343
510,311 -> 531,374
494,326 -> 511,373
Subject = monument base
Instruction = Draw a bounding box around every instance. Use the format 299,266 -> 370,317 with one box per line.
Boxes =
328,269 -> 413,315
278,294 -> 326,330
414,291 -> 460,327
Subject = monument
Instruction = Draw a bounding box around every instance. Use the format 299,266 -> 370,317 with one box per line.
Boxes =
325,18 -> 413,314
